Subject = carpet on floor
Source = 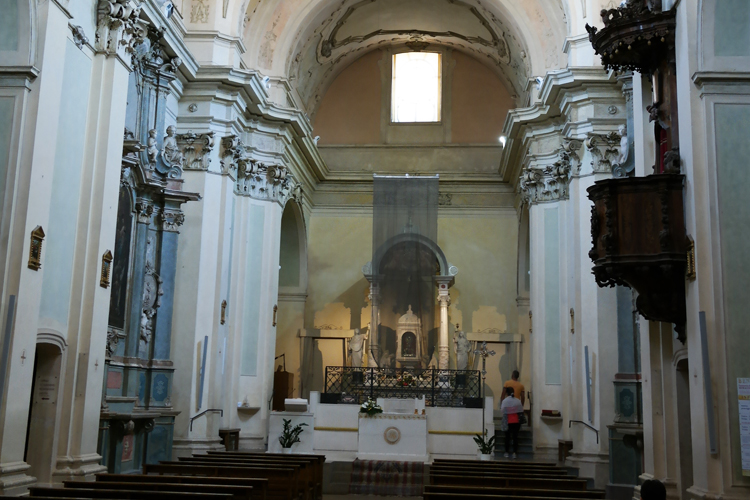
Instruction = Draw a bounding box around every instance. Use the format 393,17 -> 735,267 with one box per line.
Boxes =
348,459 -> 424,496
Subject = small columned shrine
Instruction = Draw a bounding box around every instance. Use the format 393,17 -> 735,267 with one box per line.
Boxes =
269,175 -> 493,461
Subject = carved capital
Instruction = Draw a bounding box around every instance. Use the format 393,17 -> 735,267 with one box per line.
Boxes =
135,200 -> 154,224
160,210 -> 185,232
236,161 -> 302,206
106,327 -> 126,358
95,0 -> 148,64
437,294 -> 451,307
178,131 -> 215,171
585,131 -> 622,174
220,135 -> 244,178
519,149 -> 573,205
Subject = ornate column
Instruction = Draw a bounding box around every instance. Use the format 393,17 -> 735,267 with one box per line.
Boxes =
368,280 -> 381,366
436,279 -> 452,369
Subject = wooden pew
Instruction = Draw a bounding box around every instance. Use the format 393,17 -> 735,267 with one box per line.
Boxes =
30,487 -> 232,500
433,458 -> 558,467
424,484 -> 606,499
179,455 -> 318,500
63,481 -> 252,500
206,451 -> 325,499
94,474 -> 267,500
429,464 -> 569,476
423,493 -> 597,500
428,473 -> 590,491
143,463 -> 298,500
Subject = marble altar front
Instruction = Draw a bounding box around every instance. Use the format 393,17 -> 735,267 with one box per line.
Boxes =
357,413 -> 428,462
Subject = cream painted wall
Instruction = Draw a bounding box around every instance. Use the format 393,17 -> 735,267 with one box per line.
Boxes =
312,49 -> 513,146
313,50 -> 382,145
451,51 -> 514,144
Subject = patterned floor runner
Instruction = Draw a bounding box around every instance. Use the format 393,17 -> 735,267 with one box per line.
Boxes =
349,459 -> 424,496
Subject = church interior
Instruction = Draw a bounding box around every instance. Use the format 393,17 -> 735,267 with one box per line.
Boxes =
0,0 -> 749,499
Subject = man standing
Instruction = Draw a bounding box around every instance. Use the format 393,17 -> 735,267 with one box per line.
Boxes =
502,370 -> 525,406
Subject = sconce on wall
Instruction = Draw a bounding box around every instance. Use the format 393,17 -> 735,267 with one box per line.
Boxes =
272,305 -> 278,327
28,226 -> 45,270
221,300 -> 227,325
100,250 -> 113,288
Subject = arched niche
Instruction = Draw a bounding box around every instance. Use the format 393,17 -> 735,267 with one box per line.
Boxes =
278,200 -> 308,294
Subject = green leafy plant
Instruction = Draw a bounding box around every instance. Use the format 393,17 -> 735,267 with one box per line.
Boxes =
359,397 -> 384,417
473,433 -> 496,454
278,418 -> 308,448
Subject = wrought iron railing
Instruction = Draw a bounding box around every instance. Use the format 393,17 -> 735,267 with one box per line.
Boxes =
323,366 -> 481,407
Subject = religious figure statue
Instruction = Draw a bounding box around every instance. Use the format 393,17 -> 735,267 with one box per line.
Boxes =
615,124 -> 629,166
147,129 -> 159,164
162,125 -> 183,167
379,349 -> 394,368
454,329 -> 470,370
348,328 -> 367,368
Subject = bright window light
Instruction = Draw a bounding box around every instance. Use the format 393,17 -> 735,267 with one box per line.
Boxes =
391,52 -> 441,123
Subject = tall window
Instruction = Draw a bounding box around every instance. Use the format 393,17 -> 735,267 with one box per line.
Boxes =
391,52 -> 441,123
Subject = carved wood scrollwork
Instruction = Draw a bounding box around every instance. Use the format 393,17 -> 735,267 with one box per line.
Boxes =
587,174 -> 687,342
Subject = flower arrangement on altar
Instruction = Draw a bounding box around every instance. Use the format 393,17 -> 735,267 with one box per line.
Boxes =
360,397 -> 383,417
396,372 -> 415,387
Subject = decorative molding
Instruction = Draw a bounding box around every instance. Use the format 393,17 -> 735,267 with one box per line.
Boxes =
190,0 -> 209,23
140,237 -> 164,345
70,24 -> 90,49
314,324 -> 344,330
177,131 -> 214,171
438,193 -> 452,206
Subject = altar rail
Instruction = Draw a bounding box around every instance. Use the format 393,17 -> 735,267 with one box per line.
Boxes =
323,366 -> 482,407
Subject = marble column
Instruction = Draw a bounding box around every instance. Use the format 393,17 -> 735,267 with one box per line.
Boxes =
436,285 -> 451,369
368,282 -> 381,366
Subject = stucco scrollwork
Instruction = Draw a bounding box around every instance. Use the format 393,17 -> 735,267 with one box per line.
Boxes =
236,160 -> 301,207
71,25 -> 90,49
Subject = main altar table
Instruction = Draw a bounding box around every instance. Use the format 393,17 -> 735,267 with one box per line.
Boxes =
357,412 -> 428,462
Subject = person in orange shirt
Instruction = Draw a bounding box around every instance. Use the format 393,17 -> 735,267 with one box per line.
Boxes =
502,370 -> 525,406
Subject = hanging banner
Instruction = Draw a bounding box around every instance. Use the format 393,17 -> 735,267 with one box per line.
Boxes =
738,377 -> 750,476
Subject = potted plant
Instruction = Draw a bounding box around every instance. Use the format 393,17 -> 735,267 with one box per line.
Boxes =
473,432 -> 495,461
278,418 -> 307,454
359,397 -> 383,417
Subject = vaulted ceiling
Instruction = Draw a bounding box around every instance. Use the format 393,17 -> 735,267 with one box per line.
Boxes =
230,0 -> 570,114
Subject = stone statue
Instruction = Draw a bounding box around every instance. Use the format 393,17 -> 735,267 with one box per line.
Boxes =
162,125 -> 182,166
147,129 -> 158,164
379,349 -> 394,368
454,329 -> 470,370
616,123 -> 629,166
348,328 -> 367,368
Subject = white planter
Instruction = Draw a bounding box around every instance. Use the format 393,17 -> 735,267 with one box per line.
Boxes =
281,447 -> 293,454
479,453 -> 492,461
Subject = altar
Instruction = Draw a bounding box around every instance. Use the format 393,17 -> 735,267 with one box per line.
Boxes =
295,392 -> 494,462
357,412 -> 428,462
